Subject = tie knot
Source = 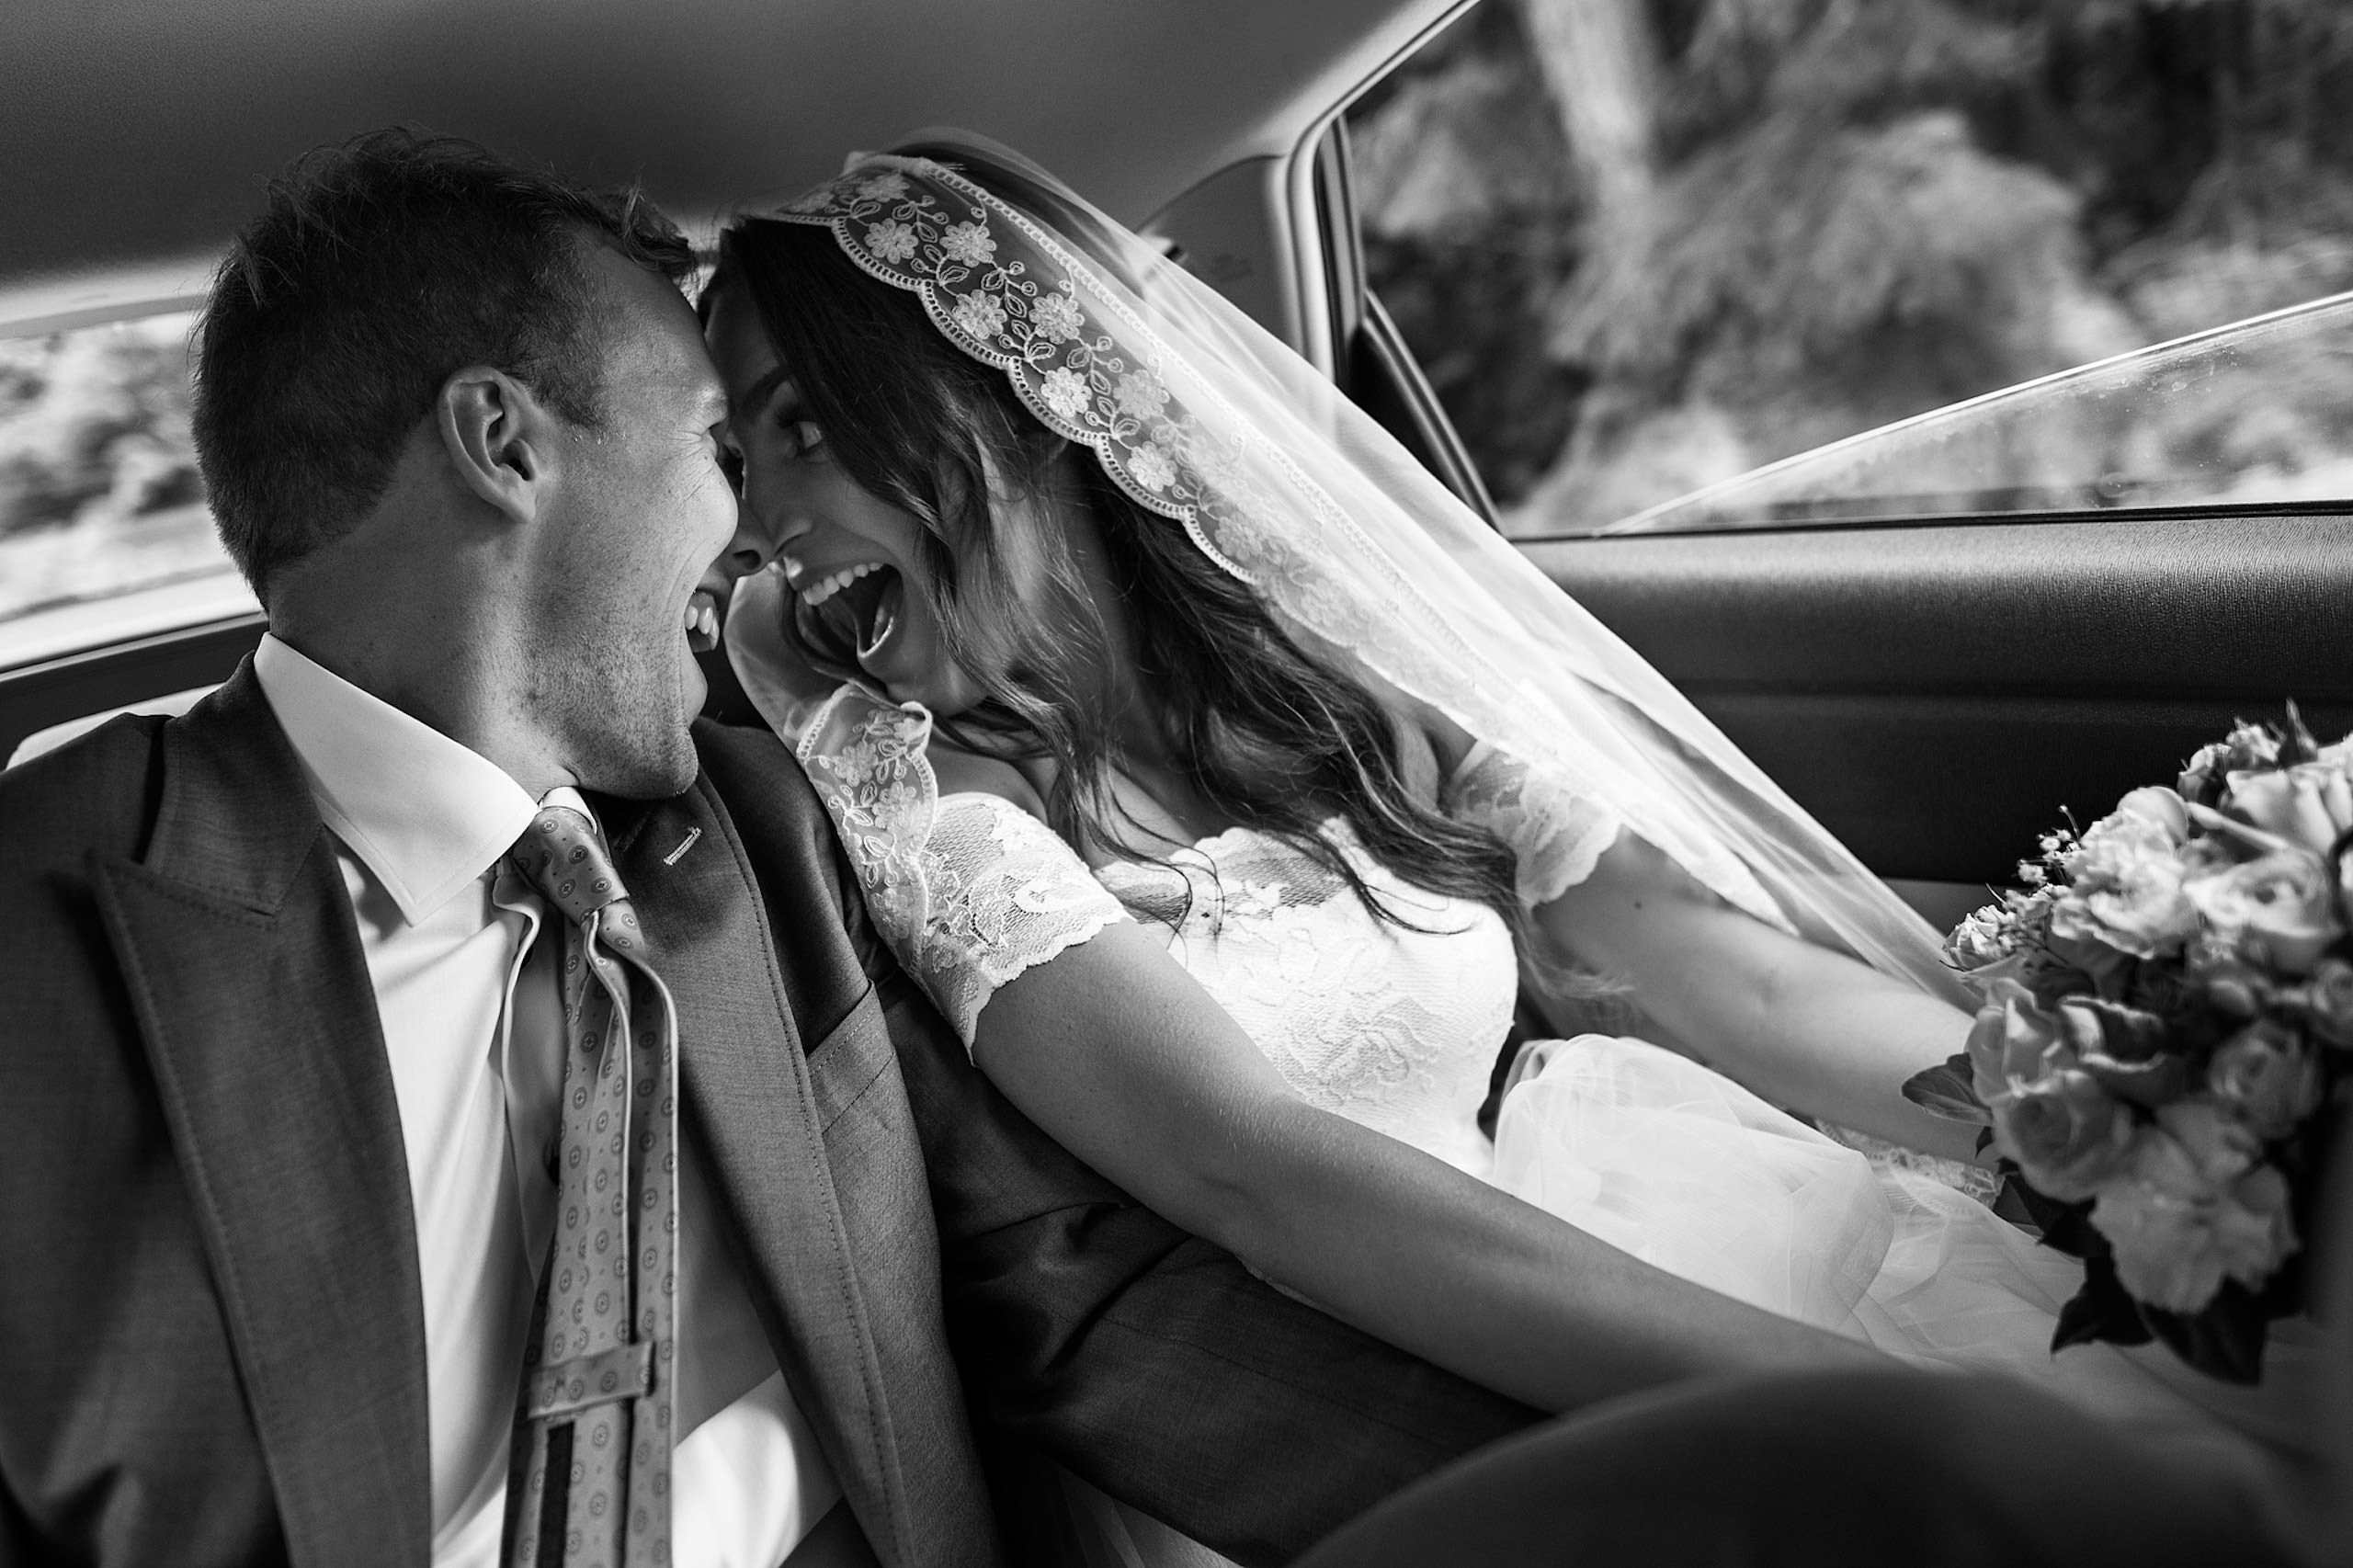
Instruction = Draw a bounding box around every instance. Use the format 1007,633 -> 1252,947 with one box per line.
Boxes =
511,804 -> 630,924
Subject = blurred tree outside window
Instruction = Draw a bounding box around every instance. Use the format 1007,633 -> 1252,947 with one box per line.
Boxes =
1348,0 -> 2353,534
0,312 -> 241,651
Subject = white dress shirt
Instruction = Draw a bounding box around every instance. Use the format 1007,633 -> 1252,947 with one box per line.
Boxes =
253,635 -> 842,1568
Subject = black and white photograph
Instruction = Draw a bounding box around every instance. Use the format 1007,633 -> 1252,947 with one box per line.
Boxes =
2,2 -> 2349,1565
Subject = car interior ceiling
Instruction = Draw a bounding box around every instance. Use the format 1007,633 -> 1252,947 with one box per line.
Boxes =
0,0 -> 1469,327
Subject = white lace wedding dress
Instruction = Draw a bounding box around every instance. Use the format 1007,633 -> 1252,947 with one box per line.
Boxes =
793,684 -> 2313,1566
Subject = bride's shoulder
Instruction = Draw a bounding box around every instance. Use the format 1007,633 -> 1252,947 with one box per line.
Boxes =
928,741 -> 1048,817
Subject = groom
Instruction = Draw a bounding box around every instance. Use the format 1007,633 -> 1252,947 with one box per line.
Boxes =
0,131 -> 1544,1567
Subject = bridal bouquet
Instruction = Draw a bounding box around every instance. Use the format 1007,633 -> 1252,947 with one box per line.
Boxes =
1905,711 -> 2353,1381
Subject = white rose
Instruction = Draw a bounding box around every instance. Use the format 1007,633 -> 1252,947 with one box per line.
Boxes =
2226,762 -> 2353,858
2091,1108 -> 2296,1312
2051,811 -> 2199,958
2182,849 -> 2342,974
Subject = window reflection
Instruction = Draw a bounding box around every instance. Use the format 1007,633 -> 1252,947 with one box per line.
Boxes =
1608,290 -> 2353,531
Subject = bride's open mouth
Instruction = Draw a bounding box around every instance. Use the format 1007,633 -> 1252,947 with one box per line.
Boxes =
793,560 -> 905,669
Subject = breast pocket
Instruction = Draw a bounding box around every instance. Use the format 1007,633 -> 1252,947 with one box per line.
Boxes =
806,981 -> 894,1136
807,983 -> 942,1280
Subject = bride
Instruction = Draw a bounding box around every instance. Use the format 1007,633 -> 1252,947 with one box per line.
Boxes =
699,144 -> 2309,1556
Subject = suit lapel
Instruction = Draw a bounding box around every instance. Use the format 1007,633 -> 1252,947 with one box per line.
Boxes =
615,783 -> 913,1568
92,663 -> 430,1568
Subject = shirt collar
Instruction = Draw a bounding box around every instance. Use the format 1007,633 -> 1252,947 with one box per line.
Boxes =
255,633 -> 570,925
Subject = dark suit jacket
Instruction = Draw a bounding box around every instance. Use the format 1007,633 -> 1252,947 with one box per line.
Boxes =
0,665 -> 1538,1567
0,665 -> 995,1567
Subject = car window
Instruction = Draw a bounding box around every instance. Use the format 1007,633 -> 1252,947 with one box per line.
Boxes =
0,310 -> 251,671
1605,290 -> 2353,532
1345,0 -> 2353,536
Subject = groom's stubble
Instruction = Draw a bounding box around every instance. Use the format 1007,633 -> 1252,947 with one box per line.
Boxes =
520,241 -> 739,801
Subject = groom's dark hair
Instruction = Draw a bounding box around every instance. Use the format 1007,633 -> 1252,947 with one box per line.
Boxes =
192,127 -> 694,596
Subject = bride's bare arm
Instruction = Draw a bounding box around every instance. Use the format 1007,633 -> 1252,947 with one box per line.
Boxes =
1408,701 -> 1978,1161
1537,828 -> 1984,1164
969,920 -> 1885,1415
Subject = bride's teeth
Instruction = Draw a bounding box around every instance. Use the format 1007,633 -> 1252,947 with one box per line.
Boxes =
801,561 -> 879,608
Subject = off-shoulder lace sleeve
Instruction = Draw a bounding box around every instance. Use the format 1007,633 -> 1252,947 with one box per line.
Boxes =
1443,742 -> 1627,908
794,685 -> 1131,1048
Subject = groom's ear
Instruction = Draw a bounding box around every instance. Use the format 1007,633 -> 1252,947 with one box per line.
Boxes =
435,366 -> 556,527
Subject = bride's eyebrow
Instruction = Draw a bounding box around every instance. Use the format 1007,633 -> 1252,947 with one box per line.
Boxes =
732,366 -> 791,421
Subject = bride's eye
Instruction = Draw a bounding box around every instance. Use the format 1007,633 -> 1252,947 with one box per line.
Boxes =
775,411 -> 825,459
712,426 -> 745,493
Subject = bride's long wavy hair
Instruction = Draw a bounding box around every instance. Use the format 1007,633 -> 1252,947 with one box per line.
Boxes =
709,158 -> 1552,957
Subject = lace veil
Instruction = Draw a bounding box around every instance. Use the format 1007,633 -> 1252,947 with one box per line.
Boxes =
721,144 -> 1969,1006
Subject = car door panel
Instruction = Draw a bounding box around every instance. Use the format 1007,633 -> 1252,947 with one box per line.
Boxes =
1524,512 -> 2353,890
0,618 -> 261,767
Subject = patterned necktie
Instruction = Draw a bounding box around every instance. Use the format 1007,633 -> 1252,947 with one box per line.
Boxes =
502,805 -> 676,1568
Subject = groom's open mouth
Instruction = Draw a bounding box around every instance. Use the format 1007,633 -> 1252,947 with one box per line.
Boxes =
793,561 -> 905,667
684,590 -> 722,655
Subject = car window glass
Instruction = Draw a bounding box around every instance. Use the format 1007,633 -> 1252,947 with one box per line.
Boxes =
1608,291 -> 2353,532
0,311 -> 249,671
1346,0 -> 2353,537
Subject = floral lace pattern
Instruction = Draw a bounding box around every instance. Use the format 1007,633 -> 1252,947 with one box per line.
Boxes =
793,687 -> 1128,1043
775,161 -> 1227,555
765,156 -> 1791,943
1443,742 -> 1628,908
